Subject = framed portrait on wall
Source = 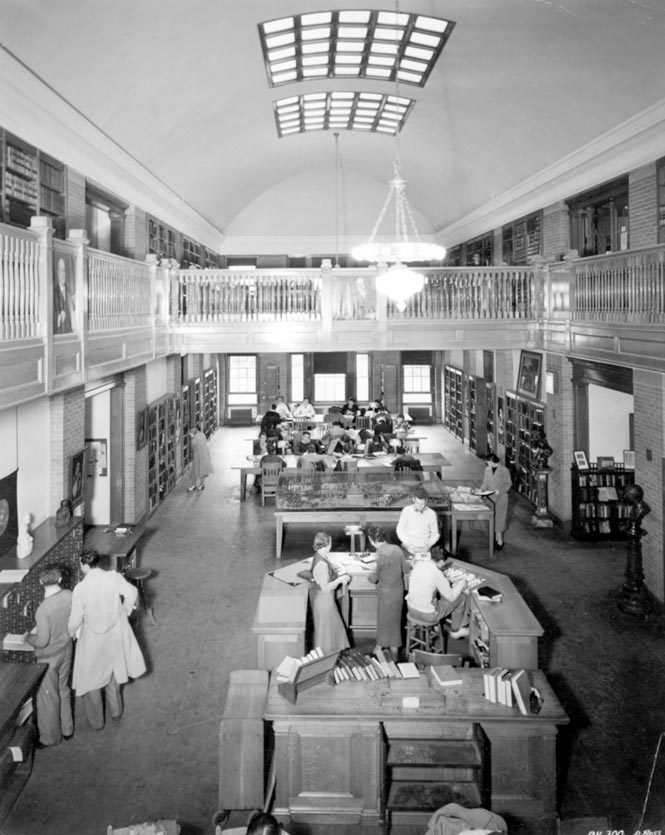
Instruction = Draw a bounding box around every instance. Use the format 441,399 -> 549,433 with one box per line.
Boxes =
70,448 -> 88,508
517,350 -> 543,400
573,450 -> 589,470
53,251 -> 76,335
136,408 -> 148,451
86,438 -> 108,478
597,456 -> 616,470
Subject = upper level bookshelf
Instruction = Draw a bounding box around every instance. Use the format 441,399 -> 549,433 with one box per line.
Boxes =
1,131 -> 66,238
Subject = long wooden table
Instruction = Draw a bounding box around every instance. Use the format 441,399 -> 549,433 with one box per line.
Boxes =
84,524 -> 144,572
272,473 -> 493,559
265,668 -> 568,833
233,452 -> 450,502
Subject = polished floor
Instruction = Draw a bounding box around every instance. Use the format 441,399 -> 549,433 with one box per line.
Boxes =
3,425 -> 665,835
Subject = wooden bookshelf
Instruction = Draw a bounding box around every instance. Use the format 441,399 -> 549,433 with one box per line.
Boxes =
1,132 -> 66,237
467,375 -> 489,458
571,465 -> 635,540
181,384 -> 192,469
147,395 -> 178,514
485,383 -> 496,455
504,391 -> 545,506
190,376 -> 202,430
443,365 -> 464,442
202,368 -> 218,438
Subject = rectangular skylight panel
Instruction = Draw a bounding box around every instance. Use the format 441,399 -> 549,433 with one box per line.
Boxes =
301,27 -> 331,41
401,59 -> 427,73
303,92 -> 326,101
302,55 -> 328,66
303,67 -> 328,77
415,16 -> 449,33
271,59 -> 297,73
374,27 -> 403,42
266,32 -> 295,49
335,54 -> 362,64
281,126 -> 300,135
331,91 -> 354,100
367,55 -> 395,67
397,69 -> 422,83
404,45 -> 433,61
377,11 -> 408,26
262,17 -> 293,34
366,67 -> 392,78
338,26 -> 368,39
268,46 -> 296,62
376,125 -> 397,134
335,67 -> 361,75
358,92 -> 382,101
301,12 -> 332,26
371,42 -> 399,55
272,70 -> 298,84
339,10 -> 371,23
409,32 -> 441,48
337,41 -> 364,52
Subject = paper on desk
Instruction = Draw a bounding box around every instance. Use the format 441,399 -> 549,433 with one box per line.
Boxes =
269,558 -> 313,586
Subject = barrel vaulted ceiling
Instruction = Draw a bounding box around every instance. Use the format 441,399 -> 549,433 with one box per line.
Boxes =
1,0 -> 664,255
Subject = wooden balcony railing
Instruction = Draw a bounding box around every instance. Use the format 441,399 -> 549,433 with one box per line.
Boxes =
0,226 -> 41,340
88,250 -> 153,331
571,246 -> 665,324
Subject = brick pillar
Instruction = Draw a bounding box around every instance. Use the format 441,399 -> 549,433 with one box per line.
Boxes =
542,202 -> 570,262
629,163 -> 658,250
49,389 -> 86,515
124,367 -> 148,523
632,369 -> 665,601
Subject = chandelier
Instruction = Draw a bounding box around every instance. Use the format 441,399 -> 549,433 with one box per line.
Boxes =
352,102 -> 445,310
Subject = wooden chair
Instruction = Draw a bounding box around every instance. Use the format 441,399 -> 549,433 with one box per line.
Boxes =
292,417 -> 313,432
260,463 -> 283,506
409,649 -> 462,668
355,415 -> 371,430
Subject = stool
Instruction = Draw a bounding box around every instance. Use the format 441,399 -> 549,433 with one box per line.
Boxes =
406,612 -> 446,655
344,526 -> 366,553
124,567 -> 155,621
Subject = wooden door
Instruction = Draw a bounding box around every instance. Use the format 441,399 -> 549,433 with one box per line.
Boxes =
381,364 -> 398,412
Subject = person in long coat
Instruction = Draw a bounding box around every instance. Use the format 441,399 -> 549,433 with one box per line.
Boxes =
187,424 -> 213,491
365,526 -> 411,659
480,453 -> 513,550
310,532 -> 350,654
68,549 -> 146,730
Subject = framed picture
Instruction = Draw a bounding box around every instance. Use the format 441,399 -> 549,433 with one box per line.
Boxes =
136,407 -> 148,451
86,438 -> 108,478
53,251 -> 76,335
517,350 -> 542,400
597,456 -> 616,470
623,450 -> 635,469
70,447 -> 88,508
573,450 -> 589,470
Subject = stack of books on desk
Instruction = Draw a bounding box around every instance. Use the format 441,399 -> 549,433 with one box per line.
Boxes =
333,649 -> 421,682
275,647 -> 325,684
483,667 -> 532,714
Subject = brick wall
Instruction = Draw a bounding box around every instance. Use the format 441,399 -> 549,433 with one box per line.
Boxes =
629,163 -> 658,250
632,369 -> 664,602
544,352 -> 574,524
542,202 -> 570,261
124,367 -> 148,523
49,388 -> 86,515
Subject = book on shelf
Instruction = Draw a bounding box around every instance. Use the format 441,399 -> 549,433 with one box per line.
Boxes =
597,486 -> 618,502
431,664 -> 463,686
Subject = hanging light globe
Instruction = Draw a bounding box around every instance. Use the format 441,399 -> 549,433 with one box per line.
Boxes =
375,263 -> 425,312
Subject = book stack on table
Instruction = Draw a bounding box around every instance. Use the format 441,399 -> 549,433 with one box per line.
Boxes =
483,667 -> 542,715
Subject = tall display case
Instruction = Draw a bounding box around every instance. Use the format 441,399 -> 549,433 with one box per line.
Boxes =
571,465 -> 635,540
443,365 -> 464,442
504,391 -> 545,505
466,375 -> 489,458
485,383 -> 496,455
147,394 -> 178,514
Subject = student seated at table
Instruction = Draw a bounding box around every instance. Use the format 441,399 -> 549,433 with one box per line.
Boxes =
273,395 -> 293,422
372,407 -> 393,435
292,430 -> 323,455
393,413 -> 414,437
340,397 -> 359,421
254,446 -> 286,492
405,550 -> 472,641
297,452 -> 328,471
293,397 -> 317,419
260,404 -> 282,436
322,421 -> 349,454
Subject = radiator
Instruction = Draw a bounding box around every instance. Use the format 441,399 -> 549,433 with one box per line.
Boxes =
228,407 -> 254,426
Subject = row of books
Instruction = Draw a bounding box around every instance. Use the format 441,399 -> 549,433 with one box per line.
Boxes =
334,648 -> 420,683
275,647 -> 325,684
483,667 -> 532,715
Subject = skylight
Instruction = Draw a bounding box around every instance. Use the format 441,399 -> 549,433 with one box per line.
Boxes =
259,10 -> 454,88
274,91 -> 414,137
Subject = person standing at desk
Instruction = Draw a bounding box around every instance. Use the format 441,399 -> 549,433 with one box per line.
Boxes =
24,566 -> 74,747
479,453 -> 512,550
366,526 -> 411,659
68,549 -> 146,730
187,424 -> 212,492
310,532 -> 350,654
396,487 -> 440,557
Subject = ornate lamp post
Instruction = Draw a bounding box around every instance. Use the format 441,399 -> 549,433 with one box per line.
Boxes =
618,483 -> 651,616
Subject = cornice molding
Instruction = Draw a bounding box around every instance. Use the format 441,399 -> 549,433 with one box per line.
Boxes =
0,48 -> 224,251
436,97 -> 665,247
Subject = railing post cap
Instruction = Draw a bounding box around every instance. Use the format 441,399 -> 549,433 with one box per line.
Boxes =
145,253 -> 159,266
67,229 -> 89,244
30,216 -> 52,230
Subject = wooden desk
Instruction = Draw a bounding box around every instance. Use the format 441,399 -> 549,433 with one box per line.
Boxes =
252,573 -> 309,669
234,452 -> 449,502
0,663 -> 47,825
264,668 -> 568,833
448,501 -> 495,557
84,525 -> 144,572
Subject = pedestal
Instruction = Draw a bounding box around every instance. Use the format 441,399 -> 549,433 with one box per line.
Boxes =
531,468 -> 553,528
618,537 -> 651,617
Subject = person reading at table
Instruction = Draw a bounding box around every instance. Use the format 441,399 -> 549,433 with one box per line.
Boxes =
366,526 -> 411,659
260,404 -> 281,436
293,397 -> 316,419
274,395 -> 293,422
310,532 -> 350,654
396,487 -> 440,557
292,430 -> 323,455
405,551 -> 471,640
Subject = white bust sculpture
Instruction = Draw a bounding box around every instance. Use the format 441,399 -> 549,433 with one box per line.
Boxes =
17,512 -> 34,559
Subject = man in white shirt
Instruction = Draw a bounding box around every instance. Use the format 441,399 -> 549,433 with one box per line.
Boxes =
274,395 -> 293,421
396,488 -> 440,556
406,553 -> 471,638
